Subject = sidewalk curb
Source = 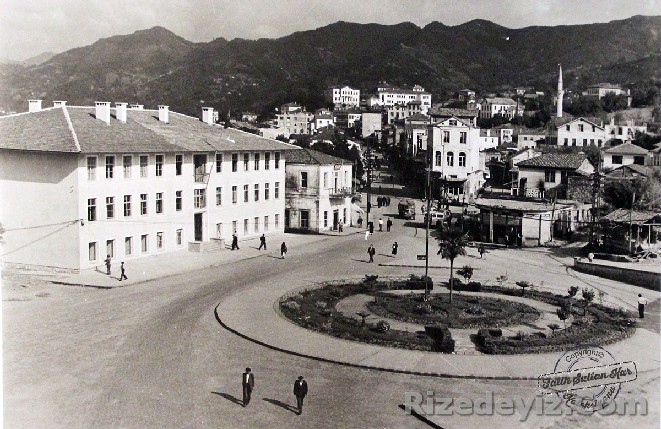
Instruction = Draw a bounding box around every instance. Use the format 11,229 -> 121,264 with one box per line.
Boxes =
214,303 -> 537,381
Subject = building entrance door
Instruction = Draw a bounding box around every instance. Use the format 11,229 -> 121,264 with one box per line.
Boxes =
333,210 -> 339,230
194,213 -> 203,241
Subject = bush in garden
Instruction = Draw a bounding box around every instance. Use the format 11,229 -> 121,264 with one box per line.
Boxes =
516,281 -> 532,297
457,265 -> 474,283
376,320 -> 391,332
315,300 -> 327,309
424,326 -> 455,353
282,300 -> 301,311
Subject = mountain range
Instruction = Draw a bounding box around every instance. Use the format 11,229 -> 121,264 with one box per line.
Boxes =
1,16 -> 660,116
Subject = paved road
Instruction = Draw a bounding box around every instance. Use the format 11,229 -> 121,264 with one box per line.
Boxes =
3,209 -> 659,428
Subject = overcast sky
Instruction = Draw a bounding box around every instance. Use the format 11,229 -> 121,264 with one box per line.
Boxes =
1,0 -> 660,61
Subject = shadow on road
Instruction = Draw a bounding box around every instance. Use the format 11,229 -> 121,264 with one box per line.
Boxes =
212,392 -> 244,407
350,258 -> 370,264
263,398 -> 298,414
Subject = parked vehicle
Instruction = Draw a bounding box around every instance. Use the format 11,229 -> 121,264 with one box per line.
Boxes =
424,210 -> 446,227
397,199 -> 416,219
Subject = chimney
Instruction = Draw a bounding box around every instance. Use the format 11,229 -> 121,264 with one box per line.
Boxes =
202,107 -> 214,125
28,99 -> 42,112
158,105 -> 169,123
53,100 -> 67,108
115,102 -> 128,123
129,104 -> 144,110
95,101 -> 111,124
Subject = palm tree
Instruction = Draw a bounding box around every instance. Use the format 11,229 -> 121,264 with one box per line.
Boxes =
437,227 -> 469,303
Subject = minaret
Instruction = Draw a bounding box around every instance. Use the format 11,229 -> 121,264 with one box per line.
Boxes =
556,64 -> 564,118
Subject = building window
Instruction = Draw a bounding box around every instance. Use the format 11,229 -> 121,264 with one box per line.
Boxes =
446,151 -> 454,167
105,156 -> 115,178
458,152 -> 466,167
176,229 -> 182,246
156,192 -> 163,213
590,139 -> 594,145
88,242 -> 97,262
254,217 -> 259,232
123,155 -> 132,178
275,214 -> 280,228
275,151 -> 281,169
254,184 -> 259,201
106,197 -> 114,219
435,151 -> 442,166
323,172 -> 328,188
87,157 -> 96,181
106,239 -> 114,258
583,139 -> 587,145
176,190 -> 182,211
244,218 -> 249,234
216,223 -> 223,238
194,189 -> 206,208
243,153 -> 250,171
140,155 -> 149,177
88,198 -> 96,221
324,211 -> 328,227
611,155 -> 623,165
264,216 -> 269,231
232,220 -> 237,234
598,139 -> 603,147
264,152 -> 270,170
545,169 -> 556,182
592,125 -> 596,132
155,155 -> 164,177
442,131 -> 450,143
300,210 -> 310,228
125,237 -> 132,256
633,156 -> 645,165
123,195 -> 131,217
343,208 -> 347,223
301,172 -> 308,188
254,152 -> 260,170
232,186 -> 238,204
216,187 -> 222,206
216,153 -> 223,173
459,132 -> 467,144
141,234 -> 148,253
566,125 -> 570,131
275,182 -> 280,199
264,183 -> 270,200
243,185 -> 249,202
578,124 -> 584,132
571,139 -> 576,146
156,232 -> 163,249
176,154 -> 183,176
232,153 -> 238,172
563,138 -> 568,146
140,194 -> 147,215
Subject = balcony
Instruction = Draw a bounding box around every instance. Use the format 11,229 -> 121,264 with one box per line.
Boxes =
329,187 -> 352,199
194,172 -> 210,183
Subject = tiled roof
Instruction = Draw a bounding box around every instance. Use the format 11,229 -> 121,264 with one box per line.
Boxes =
429,107 -> 477,117
0,106 -> 298,154
606,164 -> 654,178
475,197 -> 576,213
554,116 -> 604,129
589,83 -> 622,89
604,142 -> 649,155
601,208 -> 661,224
485,97 -> 517,105
284,148 -> 350,165
516,153 -> 589,170
406,113 -> 430,122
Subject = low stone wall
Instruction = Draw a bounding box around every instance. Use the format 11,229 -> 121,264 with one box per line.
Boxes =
574,258 -> 661,290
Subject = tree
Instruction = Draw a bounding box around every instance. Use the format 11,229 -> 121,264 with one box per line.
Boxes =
556,307 -> 569,329
457,265 -> 474,283
496,273 -> 508,288
547,323 -> 561,336
603,177 -> 661,210
516,281 -> 532,297
437,227 -> 469,303
567,286 -> 579,315
581,288 -> 595,316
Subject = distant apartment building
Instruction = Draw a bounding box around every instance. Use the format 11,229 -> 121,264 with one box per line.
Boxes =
429,107 -> 478,127
403,114 -> 431,158
583,83 -> 627,98
456,89 -> 476,101
275,103 -> 313,138
361,112 -> 383,138
0,101 -> 297,272
325,85 -> 360,108
556,117 -> 606,147
333,109 -> 361,130
375,84 -> 432,113
477,97 -> 520,119
313,108 -> 334,131
516,128 -> 546,149
284,149 -> 353,232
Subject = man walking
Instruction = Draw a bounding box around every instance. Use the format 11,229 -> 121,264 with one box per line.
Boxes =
378,218 -> 383,232
104,254 -> 111,275
367,244 -> 376,263
119,262 -> 128,281
391,242 -> 398,257
258,234 -> 267,250
638,294 -> 648,318
386,218 -> 392,232
242,368 -> 255,407
231,232 -> 240,250
280,242 -> 288,259
293,376 -> 308,415
478,243 -> 485,259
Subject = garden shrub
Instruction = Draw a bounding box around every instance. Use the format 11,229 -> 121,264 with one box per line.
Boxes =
424,326 -> 455,353
375,320 -> 391,332
406,274 -> 433,290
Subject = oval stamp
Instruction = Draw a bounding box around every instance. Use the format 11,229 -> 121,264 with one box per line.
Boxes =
537,344 -> 637,413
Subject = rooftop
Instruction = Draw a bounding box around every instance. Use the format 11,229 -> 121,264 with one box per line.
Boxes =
601,208 -> 661,224
604,142 -> 649,155
284,147 -> 350,165
484,97 -> 517,105
429,106 -> 477,118
606,164 -> 655,178
516,153 -> 590,170
474,197 -> 577,213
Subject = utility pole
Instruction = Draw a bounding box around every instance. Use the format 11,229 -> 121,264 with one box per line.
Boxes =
424,152 -> 433,301
629,191 -> 636,254
366,135 -> 372,230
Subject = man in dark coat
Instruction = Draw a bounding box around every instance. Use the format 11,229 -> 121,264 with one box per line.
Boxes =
242,368 -> 255,406
367,244 -> 376,263
280,242 -> 288,259
119,262 -> 128,281
391,242 -> 398,257
386,218 -> 393,232
104,254 -> 111,275
231,233 -> 240,250
258,234 -> 267,250
293,376 -> 308,415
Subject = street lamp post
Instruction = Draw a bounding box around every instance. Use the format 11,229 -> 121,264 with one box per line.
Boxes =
424,155 -> 433,301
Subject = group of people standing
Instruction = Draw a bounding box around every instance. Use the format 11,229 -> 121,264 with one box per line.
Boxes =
234,233 -> 288,258
376,195 -> 391,208
241,368 -> 308,415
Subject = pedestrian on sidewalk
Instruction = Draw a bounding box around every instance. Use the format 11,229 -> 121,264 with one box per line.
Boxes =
104,254 -> 111,275
231,232 -> 240,250
338,223 -> 343,233
638,294 -> 648,318
357,216 -> 363,228
387,196 -> 391,206
367,244 -> 376,263
258,234 -> 267,250
242,368 -> 255,407
478,244 -> 485,259
280,242 -> 288,259
391,241 -> 398,257
378,218 -> 383,232
119,262 -> 128,281
386,218 -> 392,232
364,229 -> 370,241
293,376 -> 308,415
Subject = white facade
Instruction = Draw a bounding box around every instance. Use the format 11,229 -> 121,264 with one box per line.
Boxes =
275,110 -> 313,137
376,85 -> 431,112
478,97 -> 519,119
603,143 -> 650,169
517,132 -> 546,149
557,118 -> 606,147
361,112 -> 382,138
325,86 -> 360,108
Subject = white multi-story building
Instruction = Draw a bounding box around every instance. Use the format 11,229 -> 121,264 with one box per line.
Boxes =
361,112 -> 383,138
275,103 -> 313,137
376,84 -> 431,113
0,101 -> 297,272
556,117 -> 606,147
477,97 -> 520,119
603,142 -> 650,169
284,148 -> 353,232
583,83 -> 627,98
325,85 -> 361,109
427,116 -> 485,198
313,108 -> 334,131
513,153 -> 594,198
